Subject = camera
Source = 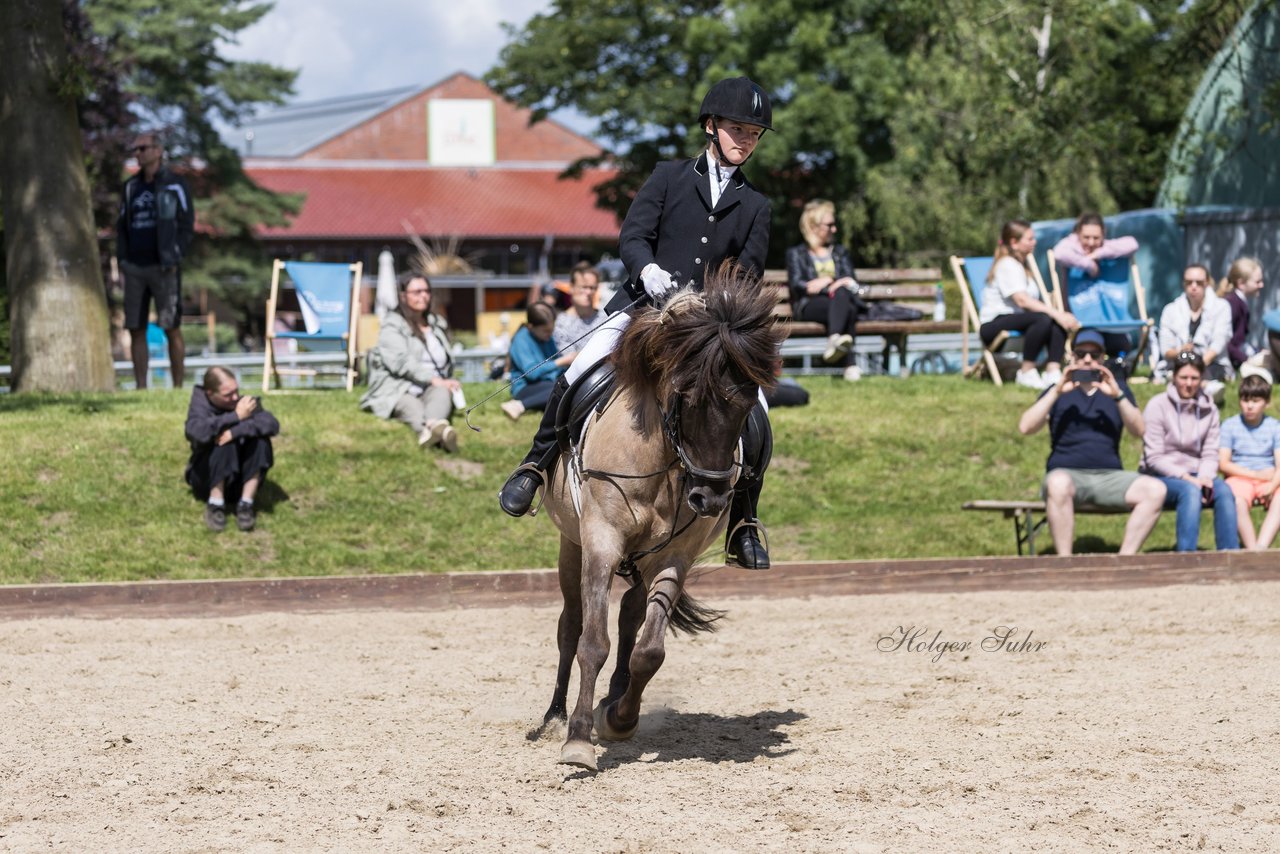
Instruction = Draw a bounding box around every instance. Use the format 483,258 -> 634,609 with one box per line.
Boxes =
1074,368 -> 1101,383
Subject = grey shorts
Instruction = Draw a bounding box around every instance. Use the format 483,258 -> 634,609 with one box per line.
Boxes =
121,260 -> 181,330
1042,468 -> 1140,510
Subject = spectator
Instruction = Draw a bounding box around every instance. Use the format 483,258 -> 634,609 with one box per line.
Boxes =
1052,212 -> 1141,368
980,220 -> 1079,389
784,199 -> 865,381
1216,257 -> 1265,371
1051,212 -> 1139,279
1018,329 -> 1165,555
184,366 -> 278,533
117,132 -> 194,389
1139,351 -> 1238,551
360,273 -> 461,452
1218,375 -> 1280,550
1157,263 -> 1231,397
501,302 -> 575,421
553,261 -> 608,355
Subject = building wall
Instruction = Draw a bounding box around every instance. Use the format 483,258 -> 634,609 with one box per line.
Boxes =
303,72 -> 601,163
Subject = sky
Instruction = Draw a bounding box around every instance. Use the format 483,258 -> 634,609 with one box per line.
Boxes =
223,0 -> 588,129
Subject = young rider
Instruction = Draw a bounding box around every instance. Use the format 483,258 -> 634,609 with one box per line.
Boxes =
498,76 -> 776,569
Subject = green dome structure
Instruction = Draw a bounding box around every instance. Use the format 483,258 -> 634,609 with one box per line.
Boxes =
1157,1 -> 1280,208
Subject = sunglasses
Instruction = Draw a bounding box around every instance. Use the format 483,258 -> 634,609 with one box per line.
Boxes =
130,144 -> 154,153
1183,278 -> 1207,286
1174,351 -> 1204,365
1071,348 -> 1104,360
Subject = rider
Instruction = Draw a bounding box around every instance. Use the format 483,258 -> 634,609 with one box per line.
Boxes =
497,76 -> 776,569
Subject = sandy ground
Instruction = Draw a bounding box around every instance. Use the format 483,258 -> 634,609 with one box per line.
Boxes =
2,581 -> 1279,853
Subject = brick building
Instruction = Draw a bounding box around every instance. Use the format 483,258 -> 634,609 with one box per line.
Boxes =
233,73 -> 621,328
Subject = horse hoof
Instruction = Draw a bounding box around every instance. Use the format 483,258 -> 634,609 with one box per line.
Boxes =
594,701 -> 639,742
559,740 -> 597,771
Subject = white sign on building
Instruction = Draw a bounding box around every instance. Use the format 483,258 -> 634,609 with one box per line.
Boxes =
427,99 -> 496,166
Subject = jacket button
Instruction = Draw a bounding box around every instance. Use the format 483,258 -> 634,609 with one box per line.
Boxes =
695,257 -> 702,265
708,215 -> 715,222
700,236 -> 708,244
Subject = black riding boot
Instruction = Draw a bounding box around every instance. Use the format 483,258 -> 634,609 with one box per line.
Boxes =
498,375 -> 569,517
726,402 -> 772,569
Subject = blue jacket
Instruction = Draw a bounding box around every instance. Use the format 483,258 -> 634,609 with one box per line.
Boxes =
508,326 -> 562,397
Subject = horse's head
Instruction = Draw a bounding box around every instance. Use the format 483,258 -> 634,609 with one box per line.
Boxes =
615,262 -> 786,517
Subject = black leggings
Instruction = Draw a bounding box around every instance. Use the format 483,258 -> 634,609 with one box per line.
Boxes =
798,288 -> 860,338
980,312 -> 1067,365
186,436 -> 274,503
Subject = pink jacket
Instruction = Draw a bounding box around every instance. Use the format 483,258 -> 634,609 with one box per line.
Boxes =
1140,384 -> 1220,479
1052,232 -> 1139,278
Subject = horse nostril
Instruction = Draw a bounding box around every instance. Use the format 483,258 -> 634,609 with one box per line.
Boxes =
688,491 -> 707,514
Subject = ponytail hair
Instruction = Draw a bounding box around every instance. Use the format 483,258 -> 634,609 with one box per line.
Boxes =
987,219 -> 1033,284
1217,257 -> 1261,297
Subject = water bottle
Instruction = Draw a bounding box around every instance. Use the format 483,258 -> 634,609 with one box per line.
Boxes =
451,386 -> 467,411
933,284 -> 946,322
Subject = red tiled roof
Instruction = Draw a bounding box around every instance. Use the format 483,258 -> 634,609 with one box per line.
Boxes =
248,165 -> 621,240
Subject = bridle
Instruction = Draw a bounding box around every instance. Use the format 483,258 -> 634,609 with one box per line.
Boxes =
660,392 -> 744,484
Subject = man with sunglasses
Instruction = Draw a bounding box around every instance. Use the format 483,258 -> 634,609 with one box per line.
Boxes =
116,132 -> 194,389
1018,329 -> 1166,555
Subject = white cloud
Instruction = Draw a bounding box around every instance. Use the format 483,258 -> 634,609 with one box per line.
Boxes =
223,0 -> 553,104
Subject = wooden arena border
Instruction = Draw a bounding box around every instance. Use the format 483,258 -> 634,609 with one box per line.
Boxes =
1,551 -> 1276,621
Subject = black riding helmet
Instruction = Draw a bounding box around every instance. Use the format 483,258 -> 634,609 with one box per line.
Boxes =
699,77 -> 772,170
698,76 -> 773,130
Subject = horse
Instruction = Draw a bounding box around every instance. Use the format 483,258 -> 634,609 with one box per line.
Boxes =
531,261 -> 786,771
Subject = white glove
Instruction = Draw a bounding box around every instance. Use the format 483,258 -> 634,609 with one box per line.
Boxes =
641,263 -> 676,300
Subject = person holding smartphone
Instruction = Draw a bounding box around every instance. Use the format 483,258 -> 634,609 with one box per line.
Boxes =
1018,329 -> 1166,555
1138,351 -> 1238,551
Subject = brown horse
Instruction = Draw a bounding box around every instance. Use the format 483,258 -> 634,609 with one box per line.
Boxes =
533,262 -> 785,771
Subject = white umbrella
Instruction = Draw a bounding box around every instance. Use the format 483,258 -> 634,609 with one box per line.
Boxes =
375,249 -> 398,319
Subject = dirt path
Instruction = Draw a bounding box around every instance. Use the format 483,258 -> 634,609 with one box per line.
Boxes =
2,582 -> 1278,852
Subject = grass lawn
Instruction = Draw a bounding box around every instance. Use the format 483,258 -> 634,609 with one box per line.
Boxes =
0,375 -> 1262,584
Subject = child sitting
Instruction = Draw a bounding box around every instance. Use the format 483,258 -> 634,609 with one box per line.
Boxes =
1218,375 -> 1280,549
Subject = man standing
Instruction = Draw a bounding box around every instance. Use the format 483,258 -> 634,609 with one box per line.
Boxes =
1018,329 -> 1166,555
116,132 -> 194,388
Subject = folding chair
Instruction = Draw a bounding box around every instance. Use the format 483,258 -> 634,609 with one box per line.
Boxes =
951,255 -> 1052,385
1047,251 -> 1153,371
262,259 -> 364,392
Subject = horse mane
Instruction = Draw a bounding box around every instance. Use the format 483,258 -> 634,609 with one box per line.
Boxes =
613,261 -> 786,430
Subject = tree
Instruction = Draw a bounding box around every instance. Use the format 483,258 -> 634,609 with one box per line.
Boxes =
0,0 -> 114,391
489,0 -> 1221,266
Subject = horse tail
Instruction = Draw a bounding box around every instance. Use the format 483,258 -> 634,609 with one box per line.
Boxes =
667,591 -> 725,636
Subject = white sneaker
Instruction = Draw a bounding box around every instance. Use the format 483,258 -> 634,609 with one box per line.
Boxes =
823,333 -> 854,364
500,399 -> 525,421
1040,370 -> 1061,389
843,364 -> 863,382
1015,368 -> 1044,389
1204,380 -> 1225,406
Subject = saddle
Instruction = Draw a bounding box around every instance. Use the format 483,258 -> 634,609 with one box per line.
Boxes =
554,360 -> 617,454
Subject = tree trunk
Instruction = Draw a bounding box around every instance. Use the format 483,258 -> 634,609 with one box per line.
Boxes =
0,0 -> 114,392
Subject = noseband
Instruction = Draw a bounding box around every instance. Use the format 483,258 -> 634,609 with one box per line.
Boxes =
661,393 -> 744,484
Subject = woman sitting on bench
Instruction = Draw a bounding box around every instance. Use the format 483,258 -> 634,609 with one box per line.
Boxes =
784,198 -> 865,382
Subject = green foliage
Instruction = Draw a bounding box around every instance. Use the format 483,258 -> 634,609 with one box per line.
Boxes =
0,377 -> 1262,583
489,0 -> 1220,265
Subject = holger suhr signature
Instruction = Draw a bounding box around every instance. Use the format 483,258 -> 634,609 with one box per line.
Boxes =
877,626 -> 1047,663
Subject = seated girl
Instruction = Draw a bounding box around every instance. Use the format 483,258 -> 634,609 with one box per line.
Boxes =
501,302 -> 576,420
979,220 -> 1078,389
784,199 -> 865,382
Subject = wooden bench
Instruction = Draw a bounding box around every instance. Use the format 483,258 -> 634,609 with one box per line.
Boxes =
962,499 -> 1130,556
763,267 -> 962,375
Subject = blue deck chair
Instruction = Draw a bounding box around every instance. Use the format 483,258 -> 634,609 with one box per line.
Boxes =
1047,251 -> 1153,371
951,255 -> 1053,385
262,259 -> 364,392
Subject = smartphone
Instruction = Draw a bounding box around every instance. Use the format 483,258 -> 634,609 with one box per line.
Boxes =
1074,368 -> 1101,383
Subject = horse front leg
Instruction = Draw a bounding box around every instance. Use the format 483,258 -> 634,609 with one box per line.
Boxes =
530,536 -> 582,739
599,562 -> 684,741
601,577 -> 647,710
559,538 -> 618,771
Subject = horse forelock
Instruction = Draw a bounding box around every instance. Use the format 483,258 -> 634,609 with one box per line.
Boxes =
615,263 -> 785,410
